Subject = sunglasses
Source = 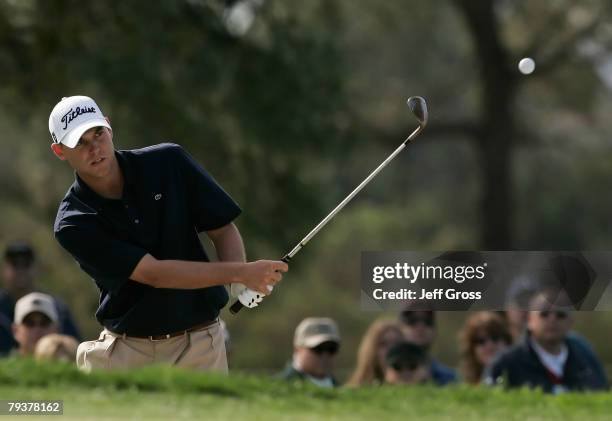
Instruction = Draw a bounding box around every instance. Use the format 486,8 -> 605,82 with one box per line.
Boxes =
311,342 -> 339,355
473,335 -> 503,346
22,318 -> 52,328
391,361 -> 421,372
6,257 -> 33,269
539,310 -> 569,320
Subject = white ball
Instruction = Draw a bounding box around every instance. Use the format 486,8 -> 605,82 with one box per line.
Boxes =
518,57 -> 536,75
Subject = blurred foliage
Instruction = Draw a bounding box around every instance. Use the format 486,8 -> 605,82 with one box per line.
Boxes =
1,0 -> 612,377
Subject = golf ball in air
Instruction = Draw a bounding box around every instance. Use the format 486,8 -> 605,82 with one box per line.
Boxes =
518,57 -> 535,75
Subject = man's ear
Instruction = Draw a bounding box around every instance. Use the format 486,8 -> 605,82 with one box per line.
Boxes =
50,143 -> 66,160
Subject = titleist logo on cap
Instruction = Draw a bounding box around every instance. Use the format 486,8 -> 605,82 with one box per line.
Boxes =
49,96 -> 110,148
61,106 -> 96,130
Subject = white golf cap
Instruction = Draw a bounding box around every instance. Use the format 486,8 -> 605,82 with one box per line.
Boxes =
14,292 -> 59,325
48,95 -> 111,148
294,317 -> 340,348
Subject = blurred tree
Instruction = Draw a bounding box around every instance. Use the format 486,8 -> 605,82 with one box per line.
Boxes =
0,0 -> 350,251
0,0 -> 353,343
452,0 -> 610,248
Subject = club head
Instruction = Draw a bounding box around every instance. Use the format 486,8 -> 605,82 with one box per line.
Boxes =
407,96 -> 428,128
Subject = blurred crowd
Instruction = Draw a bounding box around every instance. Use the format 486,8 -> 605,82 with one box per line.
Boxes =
279,300 -> 608,394
0,241 -> 609,395
0,242 -> 80,361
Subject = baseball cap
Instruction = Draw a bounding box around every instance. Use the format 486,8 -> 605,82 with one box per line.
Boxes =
14,292 -> 59,325
294,317 -> 340,348
48,95 -> 111,148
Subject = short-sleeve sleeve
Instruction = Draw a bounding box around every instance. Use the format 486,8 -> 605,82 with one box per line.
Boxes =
174,146 -> 242,232
55,225 -> 148,293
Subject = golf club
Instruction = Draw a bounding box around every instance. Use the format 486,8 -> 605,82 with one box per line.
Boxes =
230,96 -> 429,314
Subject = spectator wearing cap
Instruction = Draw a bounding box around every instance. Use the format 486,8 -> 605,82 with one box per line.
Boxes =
383,341 -> 431,385
346,319 -> 404,387
34,333 -> 79,363
399,309 -> 457,385
12,292 -> 59,357
0,242 -> 81,356
280,317 -> 341,388
459,312 -> 511,385
485,290 -> 608,394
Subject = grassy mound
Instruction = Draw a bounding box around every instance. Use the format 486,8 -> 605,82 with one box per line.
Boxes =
1,359 -> 610,420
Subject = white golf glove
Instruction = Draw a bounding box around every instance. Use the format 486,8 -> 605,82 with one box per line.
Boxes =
229,283 -> 248,298
233,284 -> 274,308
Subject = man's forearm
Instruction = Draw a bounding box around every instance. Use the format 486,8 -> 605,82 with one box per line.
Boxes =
136,256 -> 246,289
131,254 -> 286,294
130,223 -> 286,293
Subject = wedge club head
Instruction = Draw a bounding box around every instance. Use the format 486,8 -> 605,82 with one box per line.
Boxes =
407,96 -> 428,128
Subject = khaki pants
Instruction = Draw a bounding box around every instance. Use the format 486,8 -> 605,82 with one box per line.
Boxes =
76,321 -> 227,373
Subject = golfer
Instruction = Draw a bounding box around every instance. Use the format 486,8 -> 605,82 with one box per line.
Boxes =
49,95 -> 287,372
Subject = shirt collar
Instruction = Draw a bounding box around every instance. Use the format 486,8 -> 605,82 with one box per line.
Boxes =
115,149 -> 136,188
530,337 -> 568,378
530,337 -> 568,362
291,360 -> 334,387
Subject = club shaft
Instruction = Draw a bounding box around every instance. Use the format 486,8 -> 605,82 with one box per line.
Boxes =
283,124 -> 423,261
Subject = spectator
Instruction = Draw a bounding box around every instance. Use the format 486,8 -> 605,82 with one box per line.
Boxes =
346,319 -> 404,387
399,309 -> 457,385
34,333 -> 78,363
280,317 -> 341,387
383,341 -> 431,385
0,242 -> 81,356
459,312 -> 511,385
12,293 -> 59,357
503,278 -> 606,378
485,290 -> 609,393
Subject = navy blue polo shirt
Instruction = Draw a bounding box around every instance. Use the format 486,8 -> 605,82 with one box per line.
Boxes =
54,143 -> 241,336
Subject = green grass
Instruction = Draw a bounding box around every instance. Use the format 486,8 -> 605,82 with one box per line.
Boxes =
0,359 -> 611,420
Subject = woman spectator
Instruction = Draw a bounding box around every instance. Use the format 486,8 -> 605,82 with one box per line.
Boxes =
459,311 -> 512,384
346,319 -> 404,387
